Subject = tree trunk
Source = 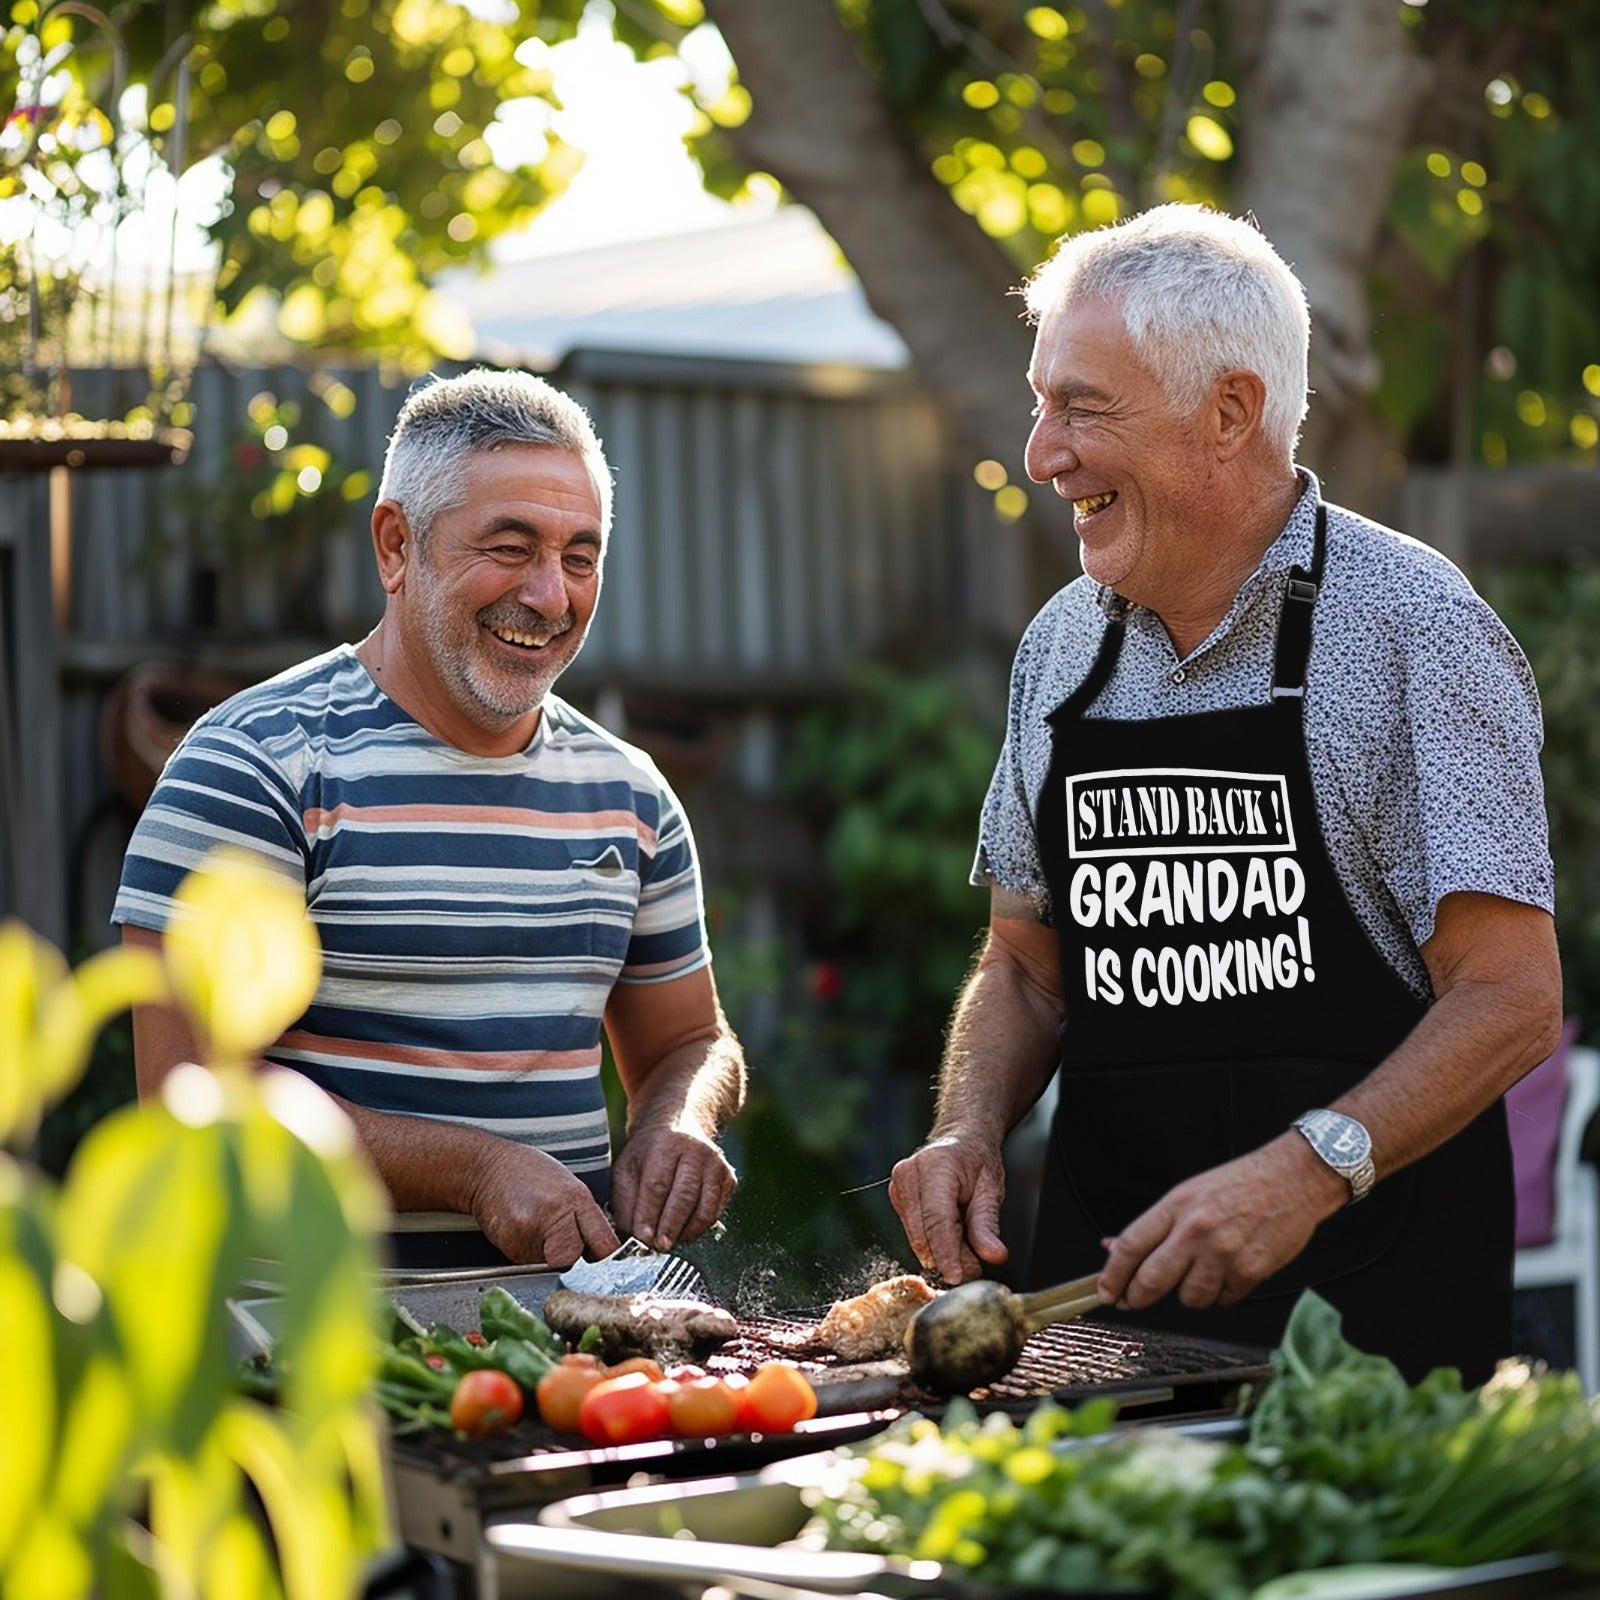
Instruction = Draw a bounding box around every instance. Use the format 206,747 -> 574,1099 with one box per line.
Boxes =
700,0 -> 1075,589
1226,0 -> 1430,513
704,0 -> 1430,564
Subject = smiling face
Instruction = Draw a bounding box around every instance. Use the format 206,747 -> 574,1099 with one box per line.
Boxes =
1024,296 -> 1218,604
391,445 -> 604,745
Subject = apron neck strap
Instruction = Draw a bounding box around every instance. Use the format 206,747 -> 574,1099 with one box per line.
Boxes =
1048,614 -> 1126,726
1270,500 -> 1327,701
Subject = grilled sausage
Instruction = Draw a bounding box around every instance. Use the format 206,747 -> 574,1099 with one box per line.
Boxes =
541,1289 -> 739,1362
816,1274 -> 936,1362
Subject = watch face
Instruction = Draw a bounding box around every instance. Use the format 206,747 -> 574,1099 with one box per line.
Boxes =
1324,1117 -> 1371,1165
1304,1111 -> 1371,1167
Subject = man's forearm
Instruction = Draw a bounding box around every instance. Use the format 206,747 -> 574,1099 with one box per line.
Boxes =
1336,968 -> 1564,1182
330,1093 -> 498,1214
932,934 -> 1064,1148
624,1027 -> 746,1138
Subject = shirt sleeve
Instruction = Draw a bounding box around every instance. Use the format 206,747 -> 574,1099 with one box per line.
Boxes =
617,766 -> 711,985
970,618 -> 1054,922
1362,588 -> 1555,948
111,722 -> 309,933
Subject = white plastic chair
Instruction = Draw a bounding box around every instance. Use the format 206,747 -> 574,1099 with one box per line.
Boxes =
1514,1045 -> 1600,1392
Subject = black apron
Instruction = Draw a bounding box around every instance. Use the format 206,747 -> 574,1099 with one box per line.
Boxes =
1029,504 -> 1513,1385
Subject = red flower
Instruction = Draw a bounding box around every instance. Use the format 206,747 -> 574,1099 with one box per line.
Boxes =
809,961 -> 844,1003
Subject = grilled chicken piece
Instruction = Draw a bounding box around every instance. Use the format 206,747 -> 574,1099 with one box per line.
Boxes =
541,1289 -> 738,1362
816,1274 -> 936,1362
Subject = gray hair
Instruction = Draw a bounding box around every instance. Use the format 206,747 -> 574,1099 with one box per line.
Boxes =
1024,204 -> 1310,465
377,367 -> 613,543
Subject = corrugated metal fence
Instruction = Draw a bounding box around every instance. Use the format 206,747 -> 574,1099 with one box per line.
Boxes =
42,351 -> 1033,950
62,352 -> 1028,687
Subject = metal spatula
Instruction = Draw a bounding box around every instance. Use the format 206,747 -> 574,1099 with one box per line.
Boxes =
556,1236 -> 710,1300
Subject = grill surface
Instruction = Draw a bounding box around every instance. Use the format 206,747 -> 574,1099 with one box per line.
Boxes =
388,1295 -> 1272,1566
716,1309 -> 1271,1408
391,1308 -> 1265,1482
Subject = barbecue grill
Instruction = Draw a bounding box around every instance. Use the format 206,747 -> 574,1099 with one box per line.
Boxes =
334,1269 -> 1272,1595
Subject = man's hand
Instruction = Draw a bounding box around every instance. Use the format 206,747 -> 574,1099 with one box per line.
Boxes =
611,1123 -> 737,1250
468,1141 -> 622,1269
890,1135 -> 1010,1284
1097,1132 -> 1348,1310
891,892 -> 1063,1283
605,966 -> 746,1253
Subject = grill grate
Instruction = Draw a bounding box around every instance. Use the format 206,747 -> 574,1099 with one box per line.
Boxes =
973,1317 -> 1270,1403
710,1310 -> 1270,1406
389,1308 -> 1270,1481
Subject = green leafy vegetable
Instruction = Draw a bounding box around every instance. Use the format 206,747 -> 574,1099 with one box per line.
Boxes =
479,1286 -> 564,1355
365,1291 -> 562,1435
816,1396 -> 1374,1600
1252,1295 -> 1600,1570
817,1292 -> 1600,1597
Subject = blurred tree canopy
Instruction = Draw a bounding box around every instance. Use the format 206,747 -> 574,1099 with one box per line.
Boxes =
8,0 -> 1598,497
3,0 -> 596,364
683,0 -> 1600,519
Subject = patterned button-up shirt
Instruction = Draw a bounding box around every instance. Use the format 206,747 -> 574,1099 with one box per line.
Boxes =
972,471 -> 1555,998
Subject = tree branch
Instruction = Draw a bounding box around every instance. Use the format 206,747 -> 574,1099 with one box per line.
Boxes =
1077,0 -> 1143,198
1150,0 -> 1207,202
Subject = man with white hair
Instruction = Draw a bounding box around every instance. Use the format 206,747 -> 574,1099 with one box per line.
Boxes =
116,368 -> 745,1271
890,204 -> 1561,1381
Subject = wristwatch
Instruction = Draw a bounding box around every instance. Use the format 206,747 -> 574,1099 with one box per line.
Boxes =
1292,1109 -> 1376,1203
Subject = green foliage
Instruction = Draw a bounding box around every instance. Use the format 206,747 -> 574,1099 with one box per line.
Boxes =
1482,563 -> 1600,1038
668,1 -> 1600,471
817,1392 -> 1377,1600
3,0 -> 599,364
38,1009 -> 135,1178
689,663 -> 1004,1307
164,377 -> 378,632
0,852 -> 389,1598
165,0 -> 590,360
1252,1293 -> 1600,1570
783,661 -> 1002,1074
818,1293 -> 1600,1597
821,1 -> 1223,260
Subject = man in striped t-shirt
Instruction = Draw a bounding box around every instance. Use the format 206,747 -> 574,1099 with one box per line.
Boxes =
115,369 -> 747,1270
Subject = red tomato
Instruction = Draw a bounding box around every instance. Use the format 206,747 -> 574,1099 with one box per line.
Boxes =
737,1363 -> 818,1433
450,1369 -> 524,1436
578,1372 -> 672,1446
536,1357 -> 609,1433
664,1375 -> 743,1438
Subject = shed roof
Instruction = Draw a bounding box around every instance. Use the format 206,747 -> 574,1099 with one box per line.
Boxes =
438,208 -> 911,372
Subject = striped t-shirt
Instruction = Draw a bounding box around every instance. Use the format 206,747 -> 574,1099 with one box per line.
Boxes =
113,645 -> 711,1203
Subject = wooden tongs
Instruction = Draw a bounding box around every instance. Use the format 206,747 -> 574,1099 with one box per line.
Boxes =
904,1270 -> 1104,1393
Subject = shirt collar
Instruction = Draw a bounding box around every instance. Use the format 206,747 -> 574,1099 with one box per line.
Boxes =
1094,467 -> 1321,620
